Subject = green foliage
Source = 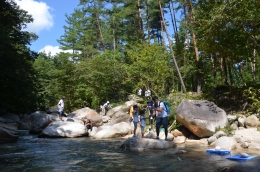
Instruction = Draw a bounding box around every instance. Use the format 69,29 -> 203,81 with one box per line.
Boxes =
0,0 -> 38,113
126,43 -> 173,96
243,87 -> 260,114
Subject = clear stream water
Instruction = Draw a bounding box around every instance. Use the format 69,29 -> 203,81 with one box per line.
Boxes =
0,131 -> 259,172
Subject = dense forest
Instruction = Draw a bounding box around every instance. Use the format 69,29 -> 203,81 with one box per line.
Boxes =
1,0 -> 260,114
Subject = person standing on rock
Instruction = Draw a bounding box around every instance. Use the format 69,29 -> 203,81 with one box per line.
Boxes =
152,96 -> 168,140
133,105 -> 139,137
128,105 -> 134,123
140,110 -> 148,138
57,96 -> 66,121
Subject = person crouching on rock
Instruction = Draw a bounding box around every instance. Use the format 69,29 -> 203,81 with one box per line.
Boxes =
133,105 -> 139,137
84,119 -> 92,131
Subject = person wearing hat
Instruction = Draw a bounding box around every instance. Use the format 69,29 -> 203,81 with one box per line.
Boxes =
57,96 -> 66,120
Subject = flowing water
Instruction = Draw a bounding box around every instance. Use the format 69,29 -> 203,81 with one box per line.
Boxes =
0,131 -> 259,172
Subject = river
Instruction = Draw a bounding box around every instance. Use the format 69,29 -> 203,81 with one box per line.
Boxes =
0,130 -> 259,172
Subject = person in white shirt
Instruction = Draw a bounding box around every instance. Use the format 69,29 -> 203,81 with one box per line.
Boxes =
140,110 -> 148,138
57,96 -> 66,120
102,101 -> 110,115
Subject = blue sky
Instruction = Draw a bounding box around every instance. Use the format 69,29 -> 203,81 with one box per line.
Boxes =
15,0 -> 79,55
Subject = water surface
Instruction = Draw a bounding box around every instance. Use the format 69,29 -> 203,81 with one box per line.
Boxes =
0,131 -> 258,172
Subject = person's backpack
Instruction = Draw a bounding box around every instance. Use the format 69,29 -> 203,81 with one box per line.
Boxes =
160,101 -> 170,115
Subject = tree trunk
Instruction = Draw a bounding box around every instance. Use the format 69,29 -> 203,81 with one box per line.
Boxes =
210,54 -> 217,88
160,16 -> 165,46
223,57 -> 229,85
95,13 -> 106,52
145,0 -> 150,45
138,0 -> 145,41
187,0 -> 201,93
158,0 -> 186,93
227,59 -> 233,86
169,0 -> 179,43
252,49 -> 256,84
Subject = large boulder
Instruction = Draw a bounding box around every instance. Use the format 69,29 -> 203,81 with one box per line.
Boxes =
29,111 -> 59,134
68,107 -> 102,127
109,111 -> 129,125
0,117 -> 19,143
176,100 -> 227,137
39,121 -> 88,138
125,100 -> 138,108
106,105 -> 129,118
121,137 -> 176,152
93,122 -> 131,139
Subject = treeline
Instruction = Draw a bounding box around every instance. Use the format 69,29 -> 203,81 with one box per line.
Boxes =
1,0 -> 260,113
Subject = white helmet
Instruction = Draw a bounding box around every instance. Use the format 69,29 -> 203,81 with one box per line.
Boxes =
107,101 -> 109,103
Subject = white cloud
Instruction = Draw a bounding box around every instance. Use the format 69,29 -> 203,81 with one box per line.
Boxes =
39,45 -> 73,56
14,0 -> 54,33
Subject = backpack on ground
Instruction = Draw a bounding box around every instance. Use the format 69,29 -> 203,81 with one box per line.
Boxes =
161,101 -> 170,115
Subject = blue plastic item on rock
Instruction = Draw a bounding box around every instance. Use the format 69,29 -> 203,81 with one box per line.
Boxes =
206,149 -> 231,155
226,155 -> 256,162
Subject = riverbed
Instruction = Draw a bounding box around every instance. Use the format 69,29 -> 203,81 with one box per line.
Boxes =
0,131 -> 259,172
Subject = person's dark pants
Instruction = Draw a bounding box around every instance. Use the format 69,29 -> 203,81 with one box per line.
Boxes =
156,117 -> 168,138
87,125 -> 92,131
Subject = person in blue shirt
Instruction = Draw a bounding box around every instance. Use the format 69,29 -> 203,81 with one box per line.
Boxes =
132,105 -> 139,137
151,96 -> 168,140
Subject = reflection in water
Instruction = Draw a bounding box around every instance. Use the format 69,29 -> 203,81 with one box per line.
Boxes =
0,132 -> 259,172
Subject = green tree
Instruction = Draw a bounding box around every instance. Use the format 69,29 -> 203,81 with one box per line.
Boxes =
0,0 -> 38,113
126,43 -> 173,96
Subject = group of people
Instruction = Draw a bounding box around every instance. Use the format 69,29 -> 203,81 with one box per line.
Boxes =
136,88 -> 151,98
129,96 -> 168,140
57,94 -> 168,138
57,96 -> 92,131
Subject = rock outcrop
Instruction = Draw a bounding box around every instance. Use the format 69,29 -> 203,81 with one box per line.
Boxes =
176,100 -> 227,137
0,117 -> 19,143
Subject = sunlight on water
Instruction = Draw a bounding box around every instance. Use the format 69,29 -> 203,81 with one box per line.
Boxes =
0,132 -> 259,172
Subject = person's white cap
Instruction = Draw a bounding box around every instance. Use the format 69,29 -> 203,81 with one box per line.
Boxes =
107,101 -> 109,103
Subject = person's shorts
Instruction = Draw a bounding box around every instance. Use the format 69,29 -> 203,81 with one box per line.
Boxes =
156,117 -> 168,129
59,111 -> 65,117
141,126 -> 145,133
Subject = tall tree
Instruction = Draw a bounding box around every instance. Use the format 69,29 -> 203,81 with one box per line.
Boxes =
0,0 -> 38,112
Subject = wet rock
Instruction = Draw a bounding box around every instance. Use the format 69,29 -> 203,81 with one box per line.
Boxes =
121,137 -> 176,152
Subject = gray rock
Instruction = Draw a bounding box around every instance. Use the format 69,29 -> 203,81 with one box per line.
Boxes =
245,115 -> 259,128
121,136 -> 176,152
240,152 -> 249,158
0,119 -> 19,143
40,121 -> 88,138
176,100 -> 227,137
